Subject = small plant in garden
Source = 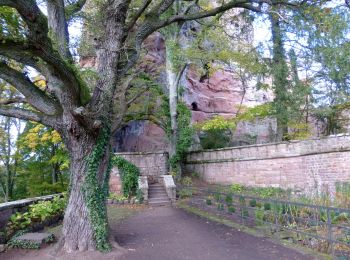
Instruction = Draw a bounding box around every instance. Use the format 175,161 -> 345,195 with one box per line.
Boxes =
249,199 -> 257,207
231,184 -> 243,193
241,209 -> 249,218
225,194 -> 233,206
217,203 -> 224,211
181,176 -> 193,186
214,193 -> 222,202
228,206 -> 236,214
206,198 -> 212,205
264,202 -> 271,211
179,189 -> 192,198
239,196 -> 246,205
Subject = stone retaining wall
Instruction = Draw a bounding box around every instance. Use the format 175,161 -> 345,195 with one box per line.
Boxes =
109,151 -> 168,194
185,134 -> 350,194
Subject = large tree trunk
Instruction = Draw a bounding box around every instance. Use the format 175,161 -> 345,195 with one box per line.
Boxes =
60,123 -> 112,252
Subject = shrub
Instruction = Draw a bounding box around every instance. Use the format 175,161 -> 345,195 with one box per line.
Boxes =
264,202 -> 271,211
228,206 -> 236,213
239,196 -> 246,205
241,209 -> 249,218
249,199 -> 257,207
112,156 -> 140,197
231,184 -> 243,193
214,193 -> 222,202
181,176 -> 193,186
179,189 -> 192,198
206,199 -> 212,205
225,194 -> 233,206
199,129 -> 231,149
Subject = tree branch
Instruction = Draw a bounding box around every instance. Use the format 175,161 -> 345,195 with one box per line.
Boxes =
65,0 -> 87,20
0,62 -> 61,115
47,0 -> 72,60
0,97 -> 26,105
0,0 -> 86,106
126,0 -> 153,31
126,86 -> 150,106
0,106 -> 56,126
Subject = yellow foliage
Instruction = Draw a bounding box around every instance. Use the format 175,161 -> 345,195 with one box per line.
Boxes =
19,123 -> 62,151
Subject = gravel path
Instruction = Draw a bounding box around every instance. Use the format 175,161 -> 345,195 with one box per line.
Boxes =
114,206 -> 318,260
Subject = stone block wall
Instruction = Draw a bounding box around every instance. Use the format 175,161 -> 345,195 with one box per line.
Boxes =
109,151 -> 168,194
185,134 -> 350,195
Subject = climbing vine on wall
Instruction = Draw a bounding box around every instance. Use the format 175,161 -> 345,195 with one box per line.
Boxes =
168,102 -> 194,173
112,156 -> 140,197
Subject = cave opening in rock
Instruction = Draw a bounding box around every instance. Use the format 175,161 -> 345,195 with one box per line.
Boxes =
191,102 -> 199,111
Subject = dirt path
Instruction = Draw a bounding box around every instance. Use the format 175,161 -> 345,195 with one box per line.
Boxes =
1,206 -> 320,260
114,206 -> 318,260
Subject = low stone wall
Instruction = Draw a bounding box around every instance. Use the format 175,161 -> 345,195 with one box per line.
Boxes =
0,194 -> 61,231
109,151 -> 169,194
185,134 -> 350,195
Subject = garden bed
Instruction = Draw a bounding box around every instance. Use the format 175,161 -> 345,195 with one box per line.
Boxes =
179,186 -> 350,258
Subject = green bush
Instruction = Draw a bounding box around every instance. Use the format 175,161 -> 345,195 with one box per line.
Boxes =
239,196 -> 246,205
179,189 -> 192,198
112,156 -> 140,197
255,209 -> 264,225
225,194 -> 233,206
181,176 -> 193,186
214,193 -> 222,202
228,206 -> 236,213
249,199 -> 257,207
230,184 -> 244,193
199,129 -> 231,149
241,209 -> 249,218
264,202 -> 271,211
206,199 -> 212,205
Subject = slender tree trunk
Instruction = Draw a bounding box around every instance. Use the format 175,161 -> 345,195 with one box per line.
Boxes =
166,41 -> 179,174
270,10 -> 289,141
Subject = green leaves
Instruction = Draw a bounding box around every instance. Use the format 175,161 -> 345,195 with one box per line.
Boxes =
112,156 -> 140,197
7,195 -> 66,232
83,126 -> 111,252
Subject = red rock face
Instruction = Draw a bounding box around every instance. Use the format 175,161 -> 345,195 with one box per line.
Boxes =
79,32 -> 275,152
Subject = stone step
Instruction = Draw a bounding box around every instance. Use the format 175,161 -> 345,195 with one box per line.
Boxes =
148,197 -> 170,201
149,197 -> 169,201
148,194 -> 169,199
148,200 -> 171,206
149,190 -> 167,194
149,186 -> 164,190
12,232 -> 55,249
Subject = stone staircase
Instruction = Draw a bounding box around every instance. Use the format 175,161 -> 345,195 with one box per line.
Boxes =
148,183 -> 171,206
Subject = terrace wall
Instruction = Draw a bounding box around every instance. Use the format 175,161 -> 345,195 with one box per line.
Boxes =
185,134 -> 350,195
